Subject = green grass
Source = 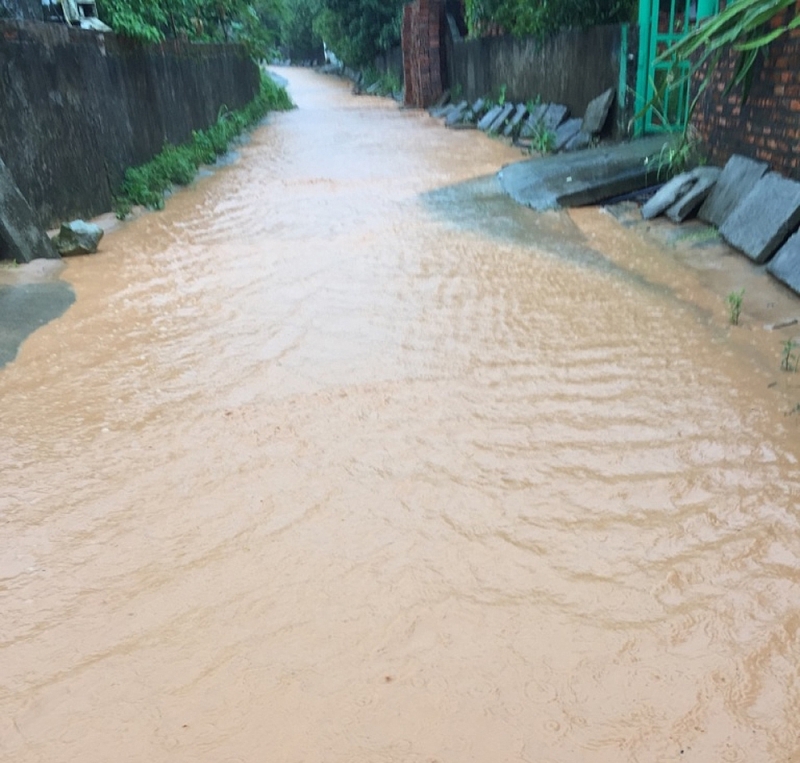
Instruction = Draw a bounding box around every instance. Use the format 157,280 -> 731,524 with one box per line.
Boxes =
781,339 -> 800,372
726,288 -> 744,326
114,74 -> 293,218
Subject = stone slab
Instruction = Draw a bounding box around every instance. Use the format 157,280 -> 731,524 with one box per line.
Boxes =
478,105 -> 503,131
542,104 -> 569,131
0,157 -> 59,264
519,105 -> 548,138
445,100 -> 469,126
698,154 -> 769,228
565,130 -> 592,152
554,118 -> 583,151
641,171 -> 696,220
767,231 -> 800,295
499,134 -> 675,211
470,97 -> 485,114
719,173 -> 800,264
666,167 -> 721,222
582,88 -> 615,135
503,103 -> 528,137
488,103 -> 514,133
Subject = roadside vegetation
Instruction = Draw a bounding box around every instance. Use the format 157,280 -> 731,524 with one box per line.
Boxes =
113,74 -> 292,218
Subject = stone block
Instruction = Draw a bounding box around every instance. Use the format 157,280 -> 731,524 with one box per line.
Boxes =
488,103 -> 514,133
503,103 -> 528,137
666,167 -> 721,222
698,154 -> 769,228
542,104 -> 569,131
519,104 -> 548,138
478,105 -> 503,131
582,88 -> 615,135
445,100 -> 468,126
52,220 -> 104,256
767,231 -> 800,295
470,97 -> 485,114
554,119 -> 582,151
565,130 -> 592,152
719,173 -> 800,264
641,171 -> 696,220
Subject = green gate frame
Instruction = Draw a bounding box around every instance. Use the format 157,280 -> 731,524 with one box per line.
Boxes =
634,0 -> 720,135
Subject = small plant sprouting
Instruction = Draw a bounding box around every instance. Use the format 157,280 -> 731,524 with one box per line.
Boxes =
780,340 -> 800,372
497,83 -> 507,107
529,124 -> 556,154
726,288 -> 744,325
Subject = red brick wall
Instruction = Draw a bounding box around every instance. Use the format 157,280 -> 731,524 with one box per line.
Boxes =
402,0 -> 445,108
691,3 -> 800,179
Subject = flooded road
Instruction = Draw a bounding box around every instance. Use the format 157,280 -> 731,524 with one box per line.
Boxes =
2,68 -> 800,762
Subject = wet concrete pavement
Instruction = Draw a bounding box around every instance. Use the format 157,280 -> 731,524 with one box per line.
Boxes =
2,67 -> 800,763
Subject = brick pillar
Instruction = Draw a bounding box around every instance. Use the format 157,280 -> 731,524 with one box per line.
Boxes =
402,0 -> 445,108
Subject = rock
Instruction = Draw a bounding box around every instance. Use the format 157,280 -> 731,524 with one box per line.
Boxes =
565,130 -> 592,152
542,104 -> 569,131
553,118 -> 582,151
719,173 -> 800,264
641,171 -> 696,220
698,154 -> 769,228
445,100 -> 469,126
582,88 -> 615,135
665,167 -> 721,222
503,103 -> 528,137
767,231 -> 800,295
488,103 -> 515,133
478,105 -> 503,131
430,89 -> 451,111
366,81 -> 381,95
52,220 -> 104,256
0,157 -> 59,264
470,97 -> 485,114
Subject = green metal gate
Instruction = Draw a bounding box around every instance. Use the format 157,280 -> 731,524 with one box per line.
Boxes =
634,0 -> 720,134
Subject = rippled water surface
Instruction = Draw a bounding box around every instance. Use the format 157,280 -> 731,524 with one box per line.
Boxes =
2,68 -> 800,763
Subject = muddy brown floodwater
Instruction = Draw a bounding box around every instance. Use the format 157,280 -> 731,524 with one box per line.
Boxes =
3,68 -> 800,763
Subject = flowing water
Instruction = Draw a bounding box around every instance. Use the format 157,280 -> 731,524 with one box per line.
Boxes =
2,68 -> 800,763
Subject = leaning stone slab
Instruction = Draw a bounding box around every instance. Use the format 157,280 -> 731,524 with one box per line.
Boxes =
503,103 -> 528,136
0,157 -> 58,264
428,89 -> 450,113
666,167 -> 721,222
582,88 -> 615,135
641,171 -> 696,220
470,97 -> 485,114
565,130 -> 592,152
52,220 -> 104,256
720,173 -> 800,264
519,104 -> 548,138
445,100 -> 469,126
488,103 -> 514,133
698,154 -> 769,228
542,104 -> 569,131
554,118 -> 583,151
767,231 -> 800,295
478,105 -> 503,131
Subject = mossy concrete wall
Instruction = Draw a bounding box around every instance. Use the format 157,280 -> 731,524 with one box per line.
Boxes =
0,0 -> 39,20
0,21 -> 260,227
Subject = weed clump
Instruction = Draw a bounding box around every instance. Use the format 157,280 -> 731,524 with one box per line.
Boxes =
114,74 -> 292,218
726,288 -> 744,326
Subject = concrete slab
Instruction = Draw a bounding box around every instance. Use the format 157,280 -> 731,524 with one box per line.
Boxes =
478,105 -> 503,131
503,103 -> 528,137
488,103 -> 514,133
767,231 -> 800,295
0,157 -> 59,264
498,134 -> 674,211
554,118 -> 582,151
470,97 -> 485,114
641,171 -> 696,220
542,104 -> 569,131
698,154 -> 769,227
445,100 -> 469,126
666,167 -> 721,222
719,173 -> 800,264
582,88 -> 615,135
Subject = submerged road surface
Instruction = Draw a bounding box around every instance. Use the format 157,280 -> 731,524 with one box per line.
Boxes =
2,68 -> 800,763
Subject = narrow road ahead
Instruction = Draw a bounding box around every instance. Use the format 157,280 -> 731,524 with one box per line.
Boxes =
2,68 -> 800,763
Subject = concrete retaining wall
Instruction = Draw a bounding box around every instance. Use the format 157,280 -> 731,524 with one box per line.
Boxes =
0,21 -> 260,227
